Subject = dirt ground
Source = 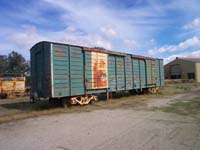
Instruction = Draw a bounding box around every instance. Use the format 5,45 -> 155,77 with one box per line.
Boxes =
0,83 -> 200,150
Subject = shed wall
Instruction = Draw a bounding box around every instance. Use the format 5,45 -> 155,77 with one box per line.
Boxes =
195,63 -> 200,82
164,59 -> 196,80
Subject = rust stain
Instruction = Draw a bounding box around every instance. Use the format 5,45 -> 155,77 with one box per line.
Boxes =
54,48 -> 67,57
92,52 -> 108,89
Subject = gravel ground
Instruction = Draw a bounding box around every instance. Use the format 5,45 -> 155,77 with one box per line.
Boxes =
0,108 -> 200,150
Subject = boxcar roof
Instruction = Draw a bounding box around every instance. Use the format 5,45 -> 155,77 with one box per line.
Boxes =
30,41 -> 158,60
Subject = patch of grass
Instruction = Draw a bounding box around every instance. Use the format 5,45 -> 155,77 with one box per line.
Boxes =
156,97 -> 200,117
196,112 -> 200,120
156,83 -> 198,95
1,100 -> 50,111
0,95 -> 150,124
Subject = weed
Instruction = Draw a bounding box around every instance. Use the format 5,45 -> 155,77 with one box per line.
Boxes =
156,97 -> 200,117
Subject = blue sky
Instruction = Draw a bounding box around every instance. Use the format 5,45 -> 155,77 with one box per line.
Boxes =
0,0 -> 200,63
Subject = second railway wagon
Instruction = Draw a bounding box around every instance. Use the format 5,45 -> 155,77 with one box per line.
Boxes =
0,77 -> 26,98
30,41 -> 164,105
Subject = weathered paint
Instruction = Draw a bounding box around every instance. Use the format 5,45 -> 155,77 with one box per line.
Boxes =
139,59 -> 146,88
0,77 -> 26,94
108,55 -> 117,91
159,59 -> 165,86
125,55 -> 133,90
156,59 -> 161,86
85,51 -> 92,90
30,41 -> 165,99
69,46 -> 84,96
91,52 -> 108,89
52,44 -> 69,97
15,80 -> 25,93
50,43 -> 54,97
146,59 -> 157,87
1,80 -> 15,92
116,56 -> 125,90
132,59 -> 140,89
151,60 -> 157,85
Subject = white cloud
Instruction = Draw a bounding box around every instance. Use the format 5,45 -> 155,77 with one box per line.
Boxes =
42,0 -> 173,41
1,0 -> 200,59
6,25 -> 113,53
184,18 -> 200,30
7,25 -> 48,50
100,25 -> 117,37
149,36 -> 200,55
57,33 -> 113,49
165,50 -> 200,64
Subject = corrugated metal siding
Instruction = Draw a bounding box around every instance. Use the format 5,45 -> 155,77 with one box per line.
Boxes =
146,59 -> 152,85
133,59 -> 140,89
52,44 -> 69,97
146,59 -> 157,86
85,51 -> 107,94
116,56 -> 125,90
156,59 -> 161,86
91,52 -> 108,89
139,59 -> 146,88
69,46 -> 84,96
159,59 -> 165,86
108,55 -> 117,91
156,59 -> 165,86
125,55 -> 133,90
151,60 -> 157,85
52,44 -> 84,97
85,51 -> 92,89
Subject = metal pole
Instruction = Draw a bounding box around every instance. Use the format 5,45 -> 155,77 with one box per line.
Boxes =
106,88 -> 109,100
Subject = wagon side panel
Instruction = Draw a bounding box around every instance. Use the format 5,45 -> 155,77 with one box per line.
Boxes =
52,44 -> 70,97
125,55 -> 133,90
132,58 -> 140,89
139,59 -> 146,88
69,46 -> 84,96
108,55 -> 117,91
85,51 -> 107,94
116,56 -> 125,90
159,59 -> 165,86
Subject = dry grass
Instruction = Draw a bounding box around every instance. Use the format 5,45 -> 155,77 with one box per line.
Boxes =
158,99 -> 200,115
0,83 -> 199,124
156,83 -> 200,95
0,94 -> 152,124
196,112 -> 200,120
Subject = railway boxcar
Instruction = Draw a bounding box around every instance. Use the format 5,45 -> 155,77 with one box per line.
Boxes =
30,41 -> 164,105
0,77 -> 26,98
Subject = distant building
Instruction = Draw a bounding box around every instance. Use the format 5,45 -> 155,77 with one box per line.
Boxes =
164,57 -> 200,82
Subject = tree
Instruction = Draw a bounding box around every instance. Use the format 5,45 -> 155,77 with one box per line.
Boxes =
0,51 -> 30,77
0,55 -> 8,76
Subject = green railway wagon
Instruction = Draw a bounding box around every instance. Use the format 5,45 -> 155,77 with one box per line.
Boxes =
30,41 -> 164,105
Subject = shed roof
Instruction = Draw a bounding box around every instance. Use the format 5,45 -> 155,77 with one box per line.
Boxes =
177,57 -> 200,63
